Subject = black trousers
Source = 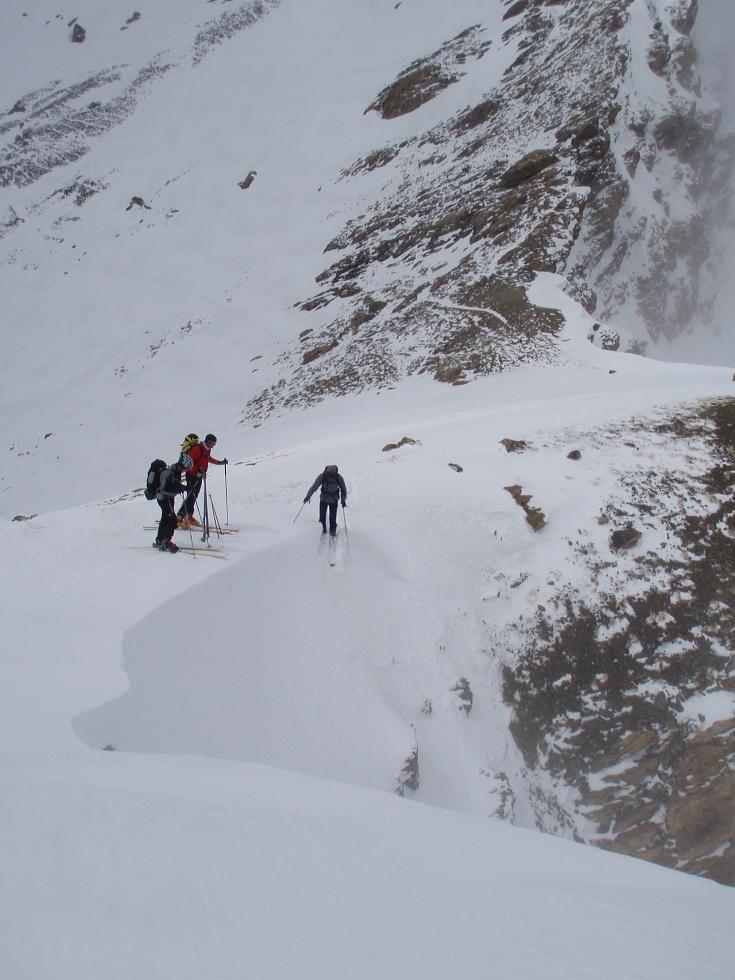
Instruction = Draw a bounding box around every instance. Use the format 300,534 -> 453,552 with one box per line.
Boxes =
157,497 -> 178,542
319,499 -> 338,534
178,474 -> 203,517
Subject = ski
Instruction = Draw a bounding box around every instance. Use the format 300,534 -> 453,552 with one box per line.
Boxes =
143,525 -> 240,533
128,545 -> 228,559
175,544 -> 226,554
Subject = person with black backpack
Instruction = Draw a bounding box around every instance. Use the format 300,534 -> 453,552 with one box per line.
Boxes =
154,454 -> 191,553
303,465 -> 347,537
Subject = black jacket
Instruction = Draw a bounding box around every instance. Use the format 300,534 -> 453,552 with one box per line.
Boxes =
305,466 -> 346,505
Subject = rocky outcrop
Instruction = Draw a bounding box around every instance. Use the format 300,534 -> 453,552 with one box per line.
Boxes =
501,399 -> 735,885
610,526 -> 641,550
382,436 -> 418,452
566,0 -> 731,342
505,484 -> 547,531
499,149 -> 557,188
365,26 -> 491,119
396,742 -> 420,795
242,0 -> 730,423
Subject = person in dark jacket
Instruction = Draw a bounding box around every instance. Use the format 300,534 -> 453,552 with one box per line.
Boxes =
304,465 -> 347,537
156,455 -> 190,553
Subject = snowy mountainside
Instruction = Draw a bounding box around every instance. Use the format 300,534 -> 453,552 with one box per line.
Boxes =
2,2 -> 735,970
2,0 -> 732,515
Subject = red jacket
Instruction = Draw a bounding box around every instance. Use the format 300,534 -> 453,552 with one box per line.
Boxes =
188,443 -> 222,477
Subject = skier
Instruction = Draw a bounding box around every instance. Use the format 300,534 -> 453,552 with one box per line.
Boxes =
178,433 -> 227,528
156,455 -> 191,553
303,465 -> 347,537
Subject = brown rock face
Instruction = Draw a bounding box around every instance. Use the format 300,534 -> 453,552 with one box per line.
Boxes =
499,149 -> 558,188
503,401 -> 735,886
501,438 -> 529,453
369,65 -> 459,120
302,340 -> 337,364
366,25 -> 491,119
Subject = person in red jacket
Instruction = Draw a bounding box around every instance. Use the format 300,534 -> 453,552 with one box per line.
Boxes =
178,433 -> 227,528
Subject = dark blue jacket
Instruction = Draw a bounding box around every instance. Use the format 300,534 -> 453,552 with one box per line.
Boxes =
305,465 -> 346,505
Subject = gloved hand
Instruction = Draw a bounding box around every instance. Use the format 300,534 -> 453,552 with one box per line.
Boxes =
222,458 -> 228,465
303,497 -> 309,504
342,502 -> 348,508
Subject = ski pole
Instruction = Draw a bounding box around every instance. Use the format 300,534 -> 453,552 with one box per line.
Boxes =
179,489 -> 196,554
209,494 -> 224,538
293,501 -> 307,525
201,472 -> 209,544
224,461 -> 229,526
342,505 -> 350,552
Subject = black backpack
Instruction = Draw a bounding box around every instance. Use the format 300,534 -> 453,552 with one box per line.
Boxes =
144,459 -> 167,500
322,468 -> 340,497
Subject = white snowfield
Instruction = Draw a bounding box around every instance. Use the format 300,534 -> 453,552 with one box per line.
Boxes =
4,752 -> 734,980
2,0 -> 735,976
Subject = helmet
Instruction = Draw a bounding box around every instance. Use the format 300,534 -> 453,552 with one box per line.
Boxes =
179,452 -> 193,469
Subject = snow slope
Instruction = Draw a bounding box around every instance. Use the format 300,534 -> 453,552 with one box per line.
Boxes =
1,0 -> 511,517
3,317 -> 734,972
2,2 -> 735,975
4,752 -> 734,980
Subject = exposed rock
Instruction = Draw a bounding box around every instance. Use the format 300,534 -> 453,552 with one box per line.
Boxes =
126,196 -> 150,211
567,449 -> 582,460
503,0 -> 530,20
0,206 -> 24,239
610,527 -> 642,550
368,65 -> 458,120
451,98 -> 500,133
366,26 -> 491,120
502,400 -> 735,885
192,1 -> 279,66
232,0 -> 726,422
396,743 -> 420,795
382,436 -> 418,452
646,25 -> 670,75
342,145 -> 402,177
500,438 -> 528,453
448,462 -> 464,472
12,514 -> 36,522
666,0 -> 698,35
499,149 -> 557,188
505,484 -> 546,531
302,339 -> 338,364
525,507 -> 547,532
121,12 -> 142,30
238,170 -> 257,189
599,328 -> 621,351
434,363 -> 464,384
452,677 -> 474,714
71,23 -> 86,43
349,296 -> 386,330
